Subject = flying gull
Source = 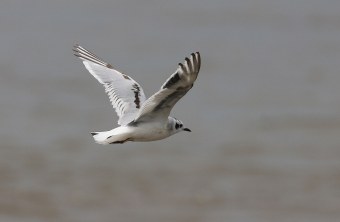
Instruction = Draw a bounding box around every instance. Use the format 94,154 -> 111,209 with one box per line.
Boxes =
73,45 -> 201,144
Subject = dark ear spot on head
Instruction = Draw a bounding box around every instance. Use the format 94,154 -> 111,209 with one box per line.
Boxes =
175,122 -> 179,129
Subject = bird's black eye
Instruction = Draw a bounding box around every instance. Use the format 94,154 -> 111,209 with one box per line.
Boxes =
175,123 -> 179,129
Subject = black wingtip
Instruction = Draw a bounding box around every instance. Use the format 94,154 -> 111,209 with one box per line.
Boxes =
91,132 -> 98,136
73,44 -> 81,51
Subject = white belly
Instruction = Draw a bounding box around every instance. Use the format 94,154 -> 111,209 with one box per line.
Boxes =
98,122 -> 173,144
129,124 -> 171,141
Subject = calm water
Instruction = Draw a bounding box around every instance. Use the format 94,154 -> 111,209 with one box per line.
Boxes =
1,0 -> 340,221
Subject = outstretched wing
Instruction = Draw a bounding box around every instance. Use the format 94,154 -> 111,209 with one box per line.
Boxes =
73,44 -> 146,126
133,52 -> 201,124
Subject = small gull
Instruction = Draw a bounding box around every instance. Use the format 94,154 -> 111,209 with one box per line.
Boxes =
73,45 -> 201,144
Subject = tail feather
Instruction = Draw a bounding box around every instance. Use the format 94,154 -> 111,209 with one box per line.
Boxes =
90,130 -> 129,145
91,131 -> 111,145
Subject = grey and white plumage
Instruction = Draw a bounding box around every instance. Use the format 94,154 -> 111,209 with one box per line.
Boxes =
73,45 -> 201,144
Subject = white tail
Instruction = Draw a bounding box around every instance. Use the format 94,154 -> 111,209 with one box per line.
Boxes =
91,131 -> 112,145
90,129 -> 129,145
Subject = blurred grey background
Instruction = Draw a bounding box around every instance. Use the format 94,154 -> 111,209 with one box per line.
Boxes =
1,0 -> 340,221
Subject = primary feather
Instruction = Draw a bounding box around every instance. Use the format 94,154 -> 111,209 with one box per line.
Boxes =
73,45 -> 146,125
133,52 -> 201,124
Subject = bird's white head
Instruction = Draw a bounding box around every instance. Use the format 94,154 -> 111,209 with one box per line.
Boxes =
169,117 -> 191,134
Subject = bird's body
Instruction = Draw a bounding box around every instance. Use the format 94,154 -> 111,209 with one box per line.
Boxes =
92,117 -> 178,145
73,45 -> 200,144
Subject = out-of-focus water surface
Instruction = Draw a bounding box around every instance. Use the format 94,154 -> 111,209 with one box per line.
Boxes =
1,0 -> 340,221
